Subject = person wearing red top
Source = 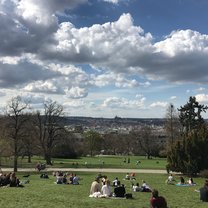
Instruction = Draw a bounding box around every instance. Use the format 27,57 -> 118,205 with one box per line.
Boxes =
150,189 -> 167,208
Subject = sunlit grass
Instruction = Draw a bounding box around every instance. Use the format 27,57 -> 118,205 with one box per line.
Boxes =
0,155 -> 167,170
0,171 -> 207,208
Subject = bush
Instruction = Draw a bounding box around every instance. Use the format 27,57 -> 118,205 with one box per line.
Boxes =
52,144 -> 78,159
199,169 -> 208,178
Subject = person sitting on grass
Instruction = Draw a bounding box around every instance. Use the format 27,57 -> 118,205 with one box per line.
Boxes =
0,172 -> 11,186
9,172 -> 22,187
124,173 -> 130,180
166,174 -> 175,184
130,172 -> 136,180
178,176 -> 185,185
101,179 -> 112,197
40,173 -> 49,179
55,172 -> 63,184
112,177 -> 120,187
141,180 -> 151,192
187,177 -> 195,185
150,189 -> 167,208
199,180 -> 208,202
114,181 -> 126,197
72,174 -> 79,185
89,176 -> 101,197
62,174 -> 68,184
132,182 -> 141,192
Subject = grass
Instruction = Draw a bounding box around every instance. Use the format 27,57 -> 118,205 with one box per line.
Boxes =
0,171 -> 207,208
0,155 -> 167,170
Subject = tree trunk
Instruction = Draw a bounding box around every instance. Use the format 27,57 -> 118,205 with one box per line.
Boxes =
28,154 -> 31,163
45,153 -> 52,165
13,155 -> 18,172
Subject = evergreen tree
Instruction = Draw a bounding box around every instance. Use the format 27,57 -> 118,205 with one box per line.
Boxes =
178,96 -> 208,135
167,96 -> 208,175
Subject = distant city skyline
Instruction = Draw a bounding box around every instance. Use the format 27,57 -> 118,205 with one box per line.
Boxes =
1,0 -> 208,118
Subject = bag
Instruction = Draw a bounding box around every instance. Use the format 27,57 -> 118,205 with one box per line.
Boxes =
125,193 -> 133,199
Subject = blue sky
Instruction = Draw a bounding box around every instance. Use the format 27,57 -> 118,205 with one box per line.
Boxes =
1,0 -> 208,118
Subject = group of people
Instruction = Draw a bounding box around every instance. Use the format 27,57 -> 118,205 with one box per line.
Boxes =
89,175 -> 126,198
166,174 -> 196,186
53,171 -> 79,185
132,180 -> 152,192
0,171 -> 23,187
89,173 -> 167,207
166,174 -> 208,202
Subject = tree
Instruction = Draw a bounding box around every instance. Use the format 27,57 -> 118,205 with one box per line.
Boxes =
20,114 -> 39,163
165,103 -> 181,145
84,130 -> 102,157
4,96 -> 29,172
178,96 -> 208,135
34,100 -> 65,165
167,128 -> 208,175
135,126 -> 157,159
103,132 -> 120,155
167,96 -> 208,175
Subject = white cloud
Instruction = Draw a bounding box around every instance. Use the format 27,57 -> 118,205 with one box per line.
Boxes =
103,0 -> 119,4
66,86 -> 88,99
102,96 -> 146,109
170,96 -> 177,100
150,101 -> 168,108
49,13 -> 153,72
24,80 -> 64,94
195,94 -> 208,104
90,72 -> 139,88
63,100 -> 86,108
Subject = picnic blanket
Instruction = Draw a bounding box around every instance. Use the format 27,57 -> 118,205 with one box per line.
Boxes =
176,183 -> 196,187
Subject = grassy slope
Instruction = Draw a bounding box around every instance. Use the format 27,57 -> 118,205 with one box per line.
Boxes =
0,172 -> 207,208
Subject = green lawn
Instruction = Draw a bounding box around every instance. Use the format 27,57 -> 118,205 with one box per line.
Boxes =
0,171 -> 207,208
0,155 -> 167,170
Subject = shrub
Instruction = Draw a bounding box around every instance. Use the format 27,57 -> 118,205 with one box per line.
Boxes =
199,169 -> 208,178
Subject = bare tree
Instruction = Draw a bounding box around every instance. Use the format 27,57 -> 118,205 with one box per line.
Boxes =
165,103 -> 181,145
20,114 -> 39,163
103,132 -> 120,155
84,130 -> 102,157
4,96 -> 29,171
135,126 -> 156,159
34,100 -> 65,165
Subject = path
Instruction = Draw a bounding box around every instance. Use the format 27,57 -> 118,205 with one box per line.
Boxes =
1,167 -> 167,174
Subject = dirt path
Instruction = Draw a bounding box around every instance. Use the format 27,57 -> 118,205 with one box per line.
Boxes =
1,167 -> 167,174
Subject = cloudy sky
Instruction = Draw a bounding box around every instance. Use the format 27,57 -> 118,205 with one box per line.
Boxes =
1,0 -> 208,118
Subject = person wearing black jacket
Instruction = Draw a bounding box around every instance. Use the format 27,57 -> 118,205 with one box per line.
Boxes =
114,181 -> 126,197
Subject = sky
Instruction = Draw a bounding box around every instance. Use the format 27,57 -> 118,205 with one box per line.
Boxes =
1,0 -> 208,118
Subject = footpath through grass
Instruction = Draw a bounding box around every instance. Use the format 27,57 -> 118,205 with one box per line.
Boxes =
0,171 -> 207,208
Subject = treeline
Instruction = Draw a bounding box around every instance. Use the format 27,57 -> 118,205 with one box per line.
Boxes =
1,95 -> 208,175
0,96 -> 167,172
